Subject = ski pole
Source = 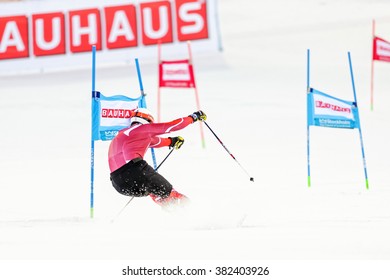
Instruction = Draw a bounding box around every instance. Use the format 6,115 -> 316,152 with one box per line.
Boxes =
111,196 -> 134,223
203,121 -> 254,182
111,149 -> 175,222
155,148 -> 174,172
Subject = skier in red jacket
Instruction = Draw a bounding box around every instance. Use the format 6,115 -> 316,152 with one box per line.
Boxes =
108,108 -> 206,209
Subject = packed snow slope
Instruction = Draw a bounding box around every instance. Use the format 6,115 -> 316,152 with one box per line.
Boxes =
1,0 -> 390,260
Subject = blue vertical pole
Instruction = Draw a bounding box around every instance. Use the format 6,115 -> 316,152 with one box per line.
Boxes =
348,52 -> 369,189
135,58 -> 158,169
90,46 -> 96,218
307,49 -> 311,187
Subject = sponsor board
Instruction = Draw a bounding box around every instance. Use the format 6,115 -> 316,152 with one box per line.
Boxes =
373,36 -> 390,62
0,0 -> 221,74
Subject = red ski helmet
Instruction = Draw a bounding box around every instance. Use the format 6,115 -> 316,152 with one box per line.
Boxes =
131,108 -> 155,124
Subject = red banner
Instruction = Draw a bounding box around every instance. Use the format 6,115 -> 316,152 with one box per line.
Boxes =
0,0 -> 211,59
373,36 -> 390,62
0,0 -> 220,75
159,59 -> 196,88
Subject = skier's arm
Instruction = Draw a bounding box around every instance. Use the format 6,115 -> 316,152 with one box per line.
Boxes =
150,116 -> 194,133
144,111 -> 206,135
150,137 -> 171,148
150,136 -> 185,150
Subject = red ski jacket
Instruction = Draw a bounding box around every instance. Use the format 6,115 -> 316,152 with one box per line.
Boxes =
108,116 -> 194,172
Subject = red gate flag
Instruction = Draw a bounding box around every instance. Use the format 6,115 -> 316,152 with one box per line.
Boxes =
159,59 -> 196,88
370,20 -> 390,111
157,41 -> 205,147
373,36 -> 390,62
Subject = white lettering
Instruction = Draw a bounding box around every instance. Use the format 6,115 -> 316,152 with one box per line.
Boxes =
72,14 -> 97,46
0,21 -> 25,52
143,6 -> 169,39
108,11 -> 134,43
35,18 -> 61,50
179,2 -> 203,34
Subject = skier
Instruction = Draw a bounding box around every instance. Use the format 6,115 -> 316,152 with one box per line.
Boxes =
108,108 -> 207,209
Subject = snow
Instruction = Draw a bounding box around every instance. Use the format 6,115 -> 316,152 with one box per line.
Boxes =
1,0 -> 390,278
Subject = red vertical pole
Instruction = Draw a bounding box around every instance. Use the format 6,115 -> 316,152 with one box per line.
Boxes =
371,19 -> 375,111
157,41 -> 162,121
187,41 -> 206,148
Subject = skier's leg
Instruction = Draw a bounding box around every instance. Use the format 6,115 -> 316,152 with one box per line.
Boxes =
147,174 -> 190,209
138,160 -> 189,209
150,187 -> 189,206
110,160 -> 149,197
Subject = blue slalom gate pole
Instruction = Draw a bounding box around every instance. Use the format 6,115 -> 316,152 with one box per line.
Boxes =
135,58 -> 158,169
90,46 -> 96,218
348,52 -> 369,189
306,49 -> 311,187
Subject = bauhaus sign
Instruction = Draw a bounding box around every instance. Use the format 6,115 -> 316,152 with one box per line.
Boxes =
0,0 -> 220,73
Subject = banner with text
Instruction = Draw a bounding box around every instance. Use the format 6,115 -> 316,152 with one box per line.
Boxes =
0,0 -> 221,75
307,88 -> 360,129
92,91 -> 143,141
159,59 -> 196,88
373,36 -> 390,62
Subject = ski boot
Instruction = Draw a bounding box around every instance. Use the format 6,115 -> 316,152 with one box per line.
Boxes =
150,189 -> 190,211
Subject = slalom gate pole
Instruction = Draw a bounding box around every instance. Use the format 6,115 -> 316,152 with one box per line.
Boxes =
370,20 -> 375,111
348,52 -> 369,189
90,45 -> 96,218
307,49 -> 311,187
157,41 -> 162,122
187,41 -> 206,148
111,149 -> 175,222
135,58 -> 158,170
203,121 -> 254,182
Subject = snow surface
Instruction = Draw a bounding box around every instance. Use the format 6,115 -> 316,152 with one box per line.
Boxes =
1,0 -> 390,270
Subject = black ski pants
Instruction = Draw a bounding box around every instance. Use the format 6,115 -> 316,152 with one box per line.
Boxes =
110,157 -> 172,198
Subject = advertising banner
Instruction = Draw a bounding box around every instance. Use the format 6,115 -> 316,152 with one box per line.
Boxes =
373,36 -> 390,62
92,91 -> 143,141
0,0 -> 221,75
307,88 -> 360,129
159,59 -> 196,88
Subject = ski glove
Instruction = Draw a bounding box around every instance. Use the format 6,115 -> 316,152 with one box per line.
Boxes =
190,110 -> 207,122
169,136 -> 185,150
